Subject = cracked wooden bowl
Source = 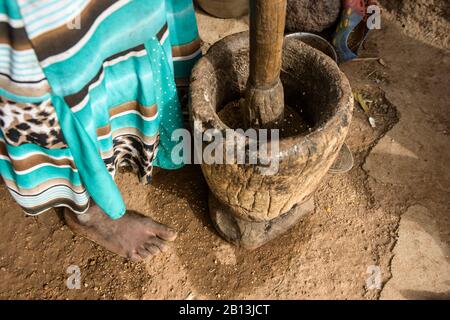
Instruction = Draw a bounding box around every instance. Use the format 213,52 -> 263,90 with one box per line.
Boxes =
189,32 -> 353,249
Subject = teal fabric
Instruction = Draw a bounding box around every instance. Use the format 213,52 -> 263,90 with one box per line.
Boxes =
51,95 -> 126,219
0,0 -> 201,218
145,39 -> 184,170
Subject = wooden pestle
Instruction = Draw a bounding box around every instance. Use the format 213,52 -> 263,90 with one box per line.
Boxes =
243,0 -> 287,129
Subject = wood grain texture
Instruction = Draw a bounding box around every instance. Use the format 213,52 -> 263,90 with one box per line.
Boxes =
248,0 -> 287,87
244,0 -> 287,129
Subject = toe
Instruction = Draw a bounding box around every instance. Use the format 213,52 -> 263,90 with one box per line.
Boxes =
152,222 -> 177,241
144,243 -> 160,255
140,215 -> 177,241
137,247 -> 152,259
128,251 -> 142,262
146,238 -> 168,253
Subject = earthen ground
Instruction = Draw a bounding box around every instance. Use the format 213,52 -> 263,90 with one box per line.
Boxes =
0,4 -> 448,300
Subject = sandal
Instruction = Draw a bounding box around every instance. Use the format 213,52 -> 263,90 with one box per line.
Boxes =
332,0 -> 378,63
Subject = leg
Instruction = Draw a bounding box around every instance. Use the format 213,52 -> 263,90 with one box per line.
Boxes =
64,204 -> 177,262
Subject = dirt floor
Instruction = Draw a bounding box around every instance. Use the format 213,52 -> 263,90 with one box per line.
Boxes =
0,5 -> 449,300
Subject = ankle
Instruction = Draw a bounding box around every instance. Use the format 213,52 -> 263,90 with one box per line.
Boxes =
76,211 -> 94,225
65,206 -> 96,226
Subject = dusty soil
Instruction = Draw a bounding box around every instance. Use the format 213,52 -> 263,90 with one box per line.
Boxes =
0,6 -> 449,299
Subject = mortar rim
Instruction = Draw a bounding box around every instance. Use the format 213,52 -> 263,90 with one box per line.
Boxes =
189,31 -> 354,161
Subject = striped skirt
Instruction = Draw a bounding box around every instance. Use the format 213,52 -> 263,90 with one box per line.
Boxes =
0,0 -> 201,219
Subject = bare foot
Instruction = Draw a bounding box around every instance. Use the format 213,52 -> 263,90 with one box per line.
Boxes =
64,205 -> 177,261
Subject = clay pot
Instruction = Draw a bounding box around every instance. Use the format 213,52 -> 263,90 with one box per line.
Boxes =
189,32 -> 353,249
197,0 -> 249,19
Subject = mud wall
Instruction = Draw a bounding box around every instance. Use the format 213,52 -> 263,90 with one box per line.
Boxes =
379,0 -> 449,49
